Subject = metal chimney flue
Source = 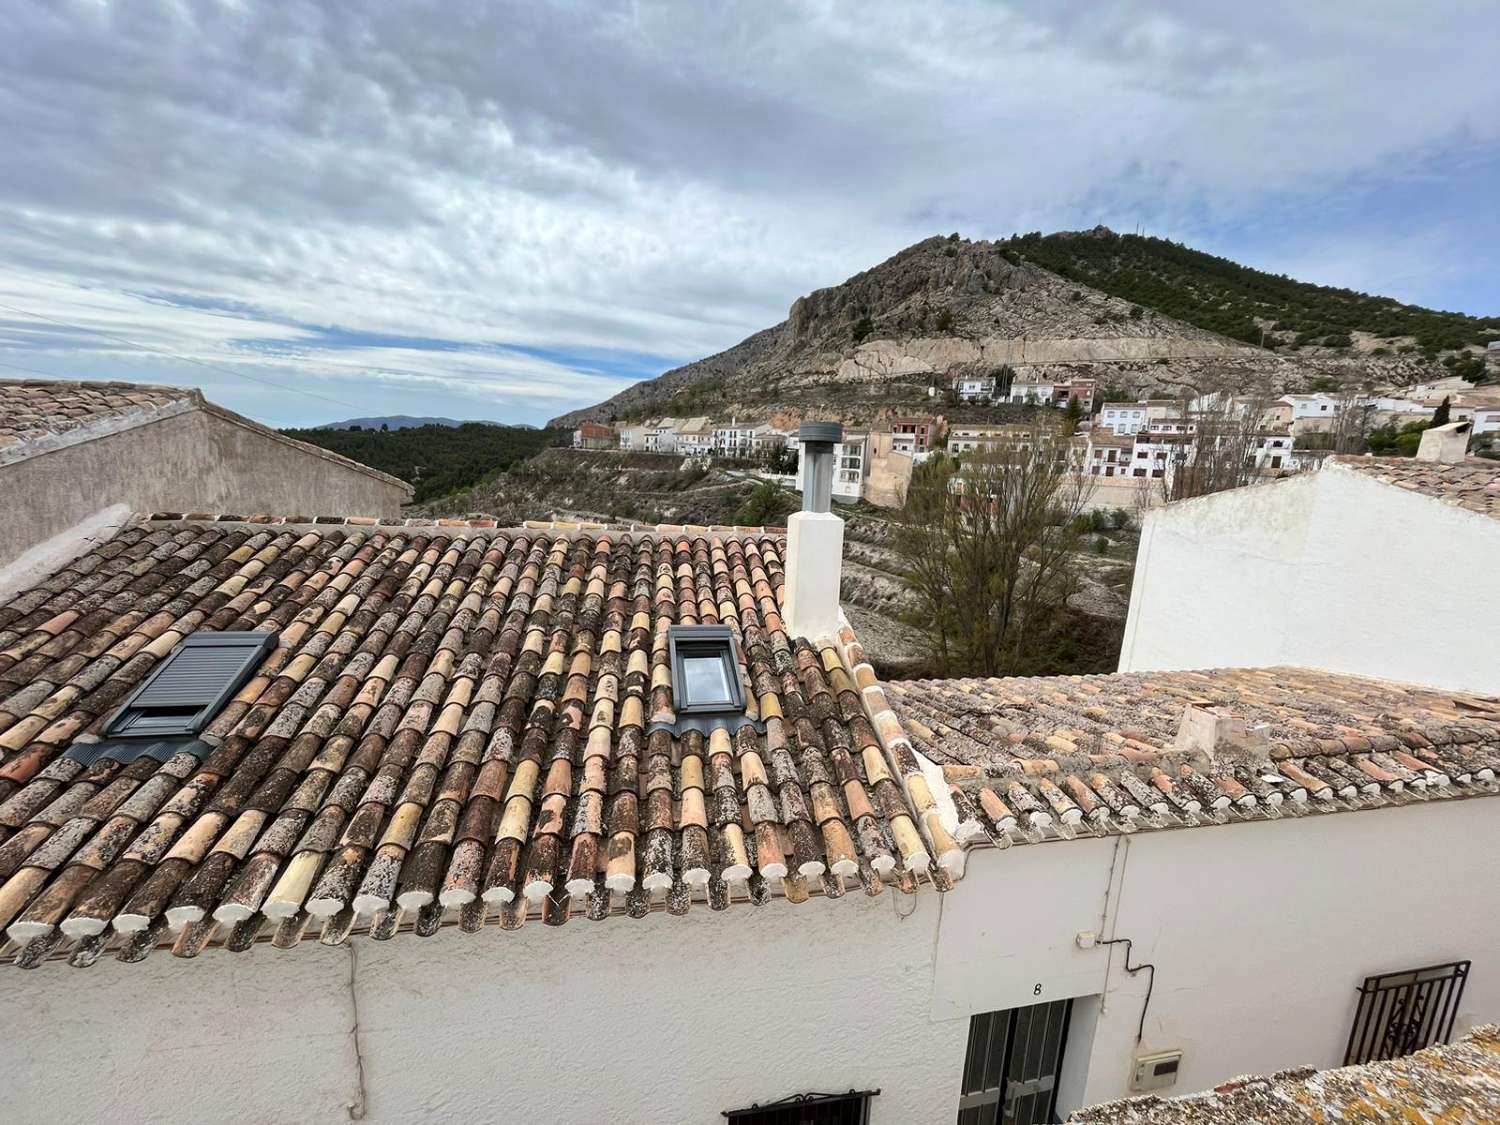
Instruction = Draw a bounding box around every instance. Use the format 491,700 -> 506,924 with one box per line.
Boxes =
798,421 -> 843,513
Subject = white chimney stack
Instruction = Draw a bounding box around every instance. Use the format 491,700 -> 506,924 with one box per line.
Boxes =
783,421 -> 845,640
1415,421 -> 1471,464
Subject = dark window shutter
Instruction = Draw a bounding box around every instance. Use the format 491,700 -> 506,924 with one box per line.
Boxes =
104,632 -> 276,738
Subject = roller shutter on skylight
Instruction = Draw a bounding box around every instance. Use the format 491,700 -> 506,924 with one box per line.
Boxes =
104,632 -> 276,738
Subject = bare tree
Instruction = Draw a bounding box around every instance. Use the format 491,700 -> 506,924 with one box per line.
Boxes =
893,426 -> 1093,677
1169,388 -> 1272,500
1328,382 -> 1378,453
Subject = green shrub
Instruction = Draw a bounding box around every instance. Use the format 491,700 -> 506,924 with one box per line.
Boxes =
735,481 -> 796,527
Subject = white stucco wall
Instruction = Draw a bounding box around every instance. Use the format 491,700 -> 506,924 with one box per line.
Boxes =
3,798 -> 1496,1124
0,887 -> 962,1125
1118,465 -> 1500,693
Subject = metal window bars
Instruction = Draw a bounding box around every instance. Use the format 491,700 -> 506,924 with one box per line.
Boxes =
723,1090 -> 877,1124
1343,960 -> 1470,1066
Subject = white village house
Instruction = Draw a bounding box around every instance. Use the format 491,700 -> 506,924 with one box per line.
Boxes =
1120,423 -> 1500,695
1097,401 -> 1177,436
0,426 -> 1496,1124
674,416 -> 716,456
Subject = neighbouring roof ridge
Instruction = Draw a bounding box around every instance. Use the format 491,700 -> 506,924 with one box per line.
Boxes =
1327,454 -> 1500,521
0,377 -> 411,494
896,664 -> 1500,755
135,512 -> 789,537
1069,1023 -> 1500,1123
887,665 -> 1500,855
1,375 -> 194,395
0,377 -> 200,466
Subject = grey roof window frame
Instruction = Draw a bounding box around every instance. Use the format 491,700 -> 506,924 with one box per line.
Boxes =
667,625 -> 747,717
103,631 -> 276,739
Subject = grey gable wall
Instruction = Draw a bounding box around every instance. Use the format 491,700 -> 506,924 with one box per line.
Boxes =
0,407 -> 409,568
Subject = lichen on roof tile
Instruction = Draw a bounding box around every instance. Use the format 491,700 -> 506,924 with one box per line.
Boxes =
0,377 -> 196,455
887,667 -> 1500,847
1068,1024 -> 1500,1124
1331,454 -> 1500,521
0,517 -> 940,967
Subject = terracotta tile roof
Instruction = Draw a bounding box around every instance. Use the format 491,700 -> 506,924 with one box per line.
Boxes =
0,518 -> 945,968
1330,455 -> 1500,521
1069,1023 -> 1500,1124
0,377 -> 196,459
887,668 -> 1500,845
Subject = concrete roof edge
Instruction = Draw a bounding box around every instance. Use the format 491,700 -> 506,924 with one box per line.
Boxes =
0,380 -> 411,497
0,394 -> 201,468
195,401 -> 413,495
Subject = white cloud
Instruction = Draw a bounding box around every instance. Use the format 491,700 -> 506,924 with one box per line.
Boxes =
0,0 -> 1496,425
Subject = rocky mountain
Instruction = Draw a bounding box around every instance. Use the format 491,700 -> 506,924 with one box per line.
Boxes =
551,231 -> 1498,428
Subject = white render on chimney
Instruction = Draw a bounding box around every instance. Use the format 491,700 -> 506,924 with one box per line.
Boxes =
1119,463 -> 1500,693
1416,421 -> 1472,463
2,798 -> 1496,1124
783,509 -> 845,640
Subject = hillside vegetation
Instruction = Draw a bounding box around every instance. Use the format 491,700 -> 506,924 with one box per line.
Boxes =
1002,229 -> 1500,364
283,422 -> 563,503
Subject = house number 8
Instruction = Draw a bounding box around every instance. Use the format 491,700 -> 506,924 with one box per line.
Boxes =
1033,983 -> 1042,996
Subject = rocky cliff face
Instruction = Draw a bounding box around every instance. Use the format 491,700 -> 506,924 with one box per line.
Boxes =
550,234 -> 1433,428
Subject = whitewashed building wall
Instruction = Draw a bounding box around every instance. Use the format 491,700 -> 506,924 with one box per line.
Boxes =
3,797 -> 1496,1124
1118,464 -> 1500,693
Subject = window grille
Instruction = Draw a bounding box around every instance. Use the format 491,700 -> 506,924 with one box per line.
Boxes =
723,1090 -> 876,1124
958,999 -> 1073,1125
1344,961 -> 1470,1065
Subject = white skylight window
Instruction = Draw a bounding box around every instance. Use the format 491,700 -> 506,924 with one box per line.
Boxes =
667,625 -> 746,715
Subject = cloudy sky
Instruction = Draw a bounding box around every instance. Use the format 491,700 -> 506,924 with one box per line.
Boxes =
2,1 -> 1497,428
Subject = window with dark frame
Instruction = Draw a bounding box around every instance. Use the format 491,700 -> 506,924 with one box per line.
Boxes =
667,624 -> 746,716
104,631 -> 276,739
957,999 -> 1073,1125
723,1090 -> 876,1124
1344,961 -> 1470,1065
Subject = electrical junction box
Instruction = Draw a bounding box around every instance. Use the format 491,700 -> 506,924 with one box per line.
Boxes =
1132,1050 -> 1183,1092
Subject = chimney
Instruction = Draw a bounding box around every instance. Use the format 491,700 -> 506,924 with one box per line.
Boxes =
1173,705 -> 1270,764
783,422 -> 845,640
1415,421 -> 1471,464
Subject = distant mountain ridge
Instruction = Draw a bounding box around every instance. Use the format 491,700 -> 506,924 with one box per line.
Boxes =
318,414 -> 485,430
551,230 -> 1498,428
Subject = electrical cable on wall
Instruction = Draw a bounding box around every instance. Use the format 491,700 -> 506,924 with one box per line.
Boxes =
1099,937 -> 1156,1045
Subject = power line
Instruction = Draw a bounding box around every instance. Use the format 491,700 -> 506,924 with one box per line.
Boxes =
0,298 -> 363,412
0,355 -> 78,380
